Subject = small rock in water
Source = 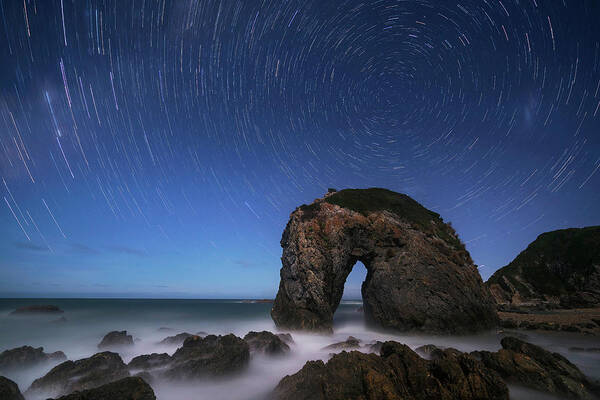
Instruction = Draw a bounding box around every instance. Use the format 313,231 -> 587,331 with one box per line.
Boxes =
0,346 -> 66,372
322,336 -> 361,350
48,376 -> 155,400
10,305 -> 64,315
26,351 -> 130,398
159,332 -> 193,346
0,376 -> 25,400
243,331 -> 290,355
97,331 -> 134,349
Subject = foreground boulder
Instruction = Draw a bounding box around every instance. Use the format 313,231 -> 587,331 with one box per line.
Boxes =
163,334 -> 249,379
98,331 -> 134,349
243,331 -> 290,355
273,341 -> 508,400
487,226 -> 600,309
0,376 -> 24,400
473,337 -> 600,399
49,377 -> 155,400
27,352 -> 129,398
0,346 -> 66,372
10,305 -> 63,315
271,188 -> 497,333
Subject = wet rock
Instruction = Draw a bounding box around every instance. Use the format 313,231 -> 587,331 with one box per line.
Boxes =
322,336 -> 361,350
0,346 -> 66,372
98,331 -> 134,349
273,341 -> 508,400
0,376 -> 25,400
10,305 -> 64,315
271,188 -> 497,333
49,377 -> 155,400
473,336 -> 598,399
128,353 -> 171,371
163,334 -> 249,379
27,351 -> 130,398
158,332 -> 193,346
276,333 -> 294,344
243,331 -> 290,355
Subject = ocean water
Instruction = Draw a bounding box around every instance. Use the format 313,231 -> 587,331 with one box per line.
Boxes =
0,298 -> 599,400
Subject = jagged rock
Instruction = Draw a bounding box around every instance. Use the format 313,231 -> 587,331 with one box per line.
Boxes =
472,337 -> 599,399
158,332 -> 193,346
128,353 -> 171,371
271,188 -> 497,333
49,377 -> 155,400
487,226 -> 600,309
98,331 -> 134,349
273,341 -> 508,400
322,336 -> 361,350
10,305 -> 63,315
163,334 -> 249,379
0,376 -> 25,400
0,346 -> 66,372
415,344 -> 443,359
26,351 -> 129,398
367,341 -> 384,353
243,331 -> 290,355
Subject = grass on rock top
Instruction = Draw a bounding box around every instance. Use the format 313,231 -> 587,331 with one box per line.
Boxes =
299,188 -> 463,250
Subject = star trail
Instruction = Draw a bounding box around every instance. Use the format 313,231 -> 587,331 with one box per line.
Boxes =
0,0 -> 599,297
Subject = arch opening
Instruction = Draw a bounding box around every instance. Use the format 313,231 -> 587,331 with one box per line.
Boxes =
333,261 -> 368,327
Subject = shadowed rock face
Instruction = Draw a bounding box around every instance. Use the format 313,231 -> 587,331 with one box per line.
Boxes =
0,376 -> 25,400
487,226 -> 600,309
271,188 -> 498,333
49,377 -> 155,400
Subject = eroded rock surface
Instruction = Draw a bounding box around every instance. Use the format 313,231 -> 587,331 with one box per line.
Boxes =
49,377 -> 155,400
163,334 -> 249,379
487,226 -> 600,309
27,351 -> 129,398
0,376 -> 25,400
243,331 -> 290,355
128,353 -> 171,371
273,341 -> 509,400
0,346 -> 66,372
271,188 -> 497,333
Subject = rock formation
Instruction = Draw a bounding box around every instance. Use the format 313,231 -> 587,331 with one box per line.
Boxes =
98,331 -> 134,349
27,352 -> 129,398
472,337 -> 600,399
10,305 -> 63,314
487,226 -> 600,309
0,346 -> 66,372
163,334 -> 249,379
0,376 -> 25,400
273,341 -> 509,400
158,332 -> 193,346
271,188 -> 497,333
128,353 -> 171,371
49,377 -> 155,400
243,331 -> 290,355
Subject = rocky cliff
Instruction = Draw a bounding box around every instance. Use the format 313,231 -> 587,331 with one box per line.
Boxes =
487,226 -> 600,309
271,188 -> 498,333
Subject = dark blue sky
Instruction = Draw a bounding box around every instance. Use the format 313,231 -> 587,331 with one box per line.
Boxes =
0,0 -> 599,298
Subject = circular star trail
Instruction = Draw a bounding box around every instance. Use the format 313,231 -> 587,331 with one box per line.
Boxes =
0,0 -> 599,296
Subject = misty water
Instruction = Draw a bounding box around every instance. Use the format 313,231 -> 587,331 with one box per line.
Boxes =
1,298 -> 599,400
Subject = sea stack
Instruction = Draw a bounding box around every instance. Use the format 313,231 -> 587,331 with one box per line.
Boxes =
271,188 -> 498,333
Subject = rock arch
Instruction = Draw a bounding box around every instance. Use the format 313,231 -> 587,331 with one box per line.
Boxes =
271,188 -> 498,333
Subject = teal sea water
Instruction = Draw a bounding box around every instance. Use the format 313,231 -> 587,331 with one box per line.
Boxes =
1,298 -> 599,399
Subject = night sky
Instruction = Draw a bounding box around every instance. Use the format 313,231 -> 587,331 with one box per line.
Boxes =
0,0 -> 599,298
